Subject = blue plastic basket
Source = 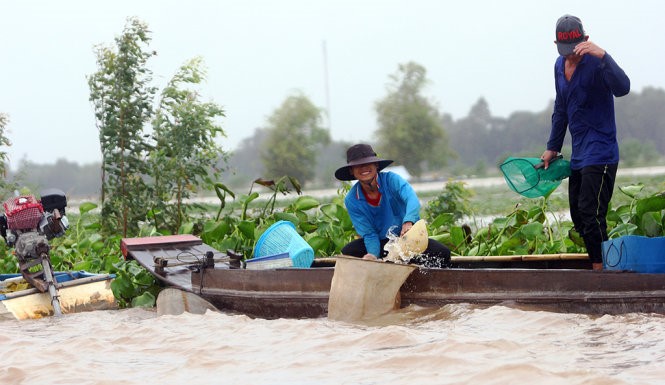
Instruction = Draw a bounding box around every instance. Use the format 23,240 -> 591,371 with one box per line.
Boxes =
254,221 -> 314,268
602,235 -> 665,273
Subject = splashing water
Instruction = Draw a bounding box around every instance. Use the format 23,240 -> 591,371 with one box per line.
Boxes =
384,220 -> 429,264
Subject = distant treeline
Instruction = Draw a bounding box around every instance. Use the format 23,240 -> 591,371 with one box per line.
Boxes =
9,86 -> 665,198
445,86 -> 665,173
8,159 -> 102,199
225,86 -> 665,188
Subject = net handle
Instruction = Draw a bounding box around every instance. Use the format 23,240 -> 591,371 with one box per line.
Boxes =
534,154 -> 563,170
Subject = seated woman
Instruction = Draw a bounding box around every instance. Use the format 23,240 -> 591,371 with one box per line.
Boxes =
334,143 -> 450,268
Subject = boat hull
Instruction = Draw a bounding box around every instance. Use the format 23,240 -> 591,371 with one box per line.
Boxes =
122,235 -> 665,319
189,267 -> 665,318
193,268 -> 332,318
400,268 -> 665,315
0,272 -> 117,320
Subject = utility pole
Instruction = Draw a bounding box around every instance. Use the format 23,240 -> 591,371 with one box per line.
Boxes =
322,40 -> 331,130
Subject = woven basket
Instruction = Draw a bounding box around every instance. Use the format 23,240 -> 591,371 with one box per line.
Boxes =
3,196 -> 44,230
254,221 -> 314,268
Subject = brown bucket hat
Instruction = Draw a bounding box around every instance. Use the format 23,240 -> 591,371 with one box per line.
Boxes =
334,144 -> 393,181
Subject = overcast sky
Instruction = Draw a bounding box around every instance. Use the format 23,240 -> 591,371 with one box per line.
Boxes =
2,0 -> 664,168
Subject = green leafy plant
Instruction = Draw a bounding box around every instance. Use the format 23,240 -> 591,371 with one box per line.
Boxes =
195,176 -> 305,258
429,194 -> 582,257
606,184 -> 665,238
48,202 -> 123,273
0,242 -> 17,273
425,181 -> 474,223
196,176 -> 357,259
281,194 -> 356,257
110,259 -> 159,308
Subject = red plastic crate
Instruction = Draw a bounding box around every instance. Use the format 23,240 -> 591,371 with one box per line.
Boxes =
3,196 -> 44,230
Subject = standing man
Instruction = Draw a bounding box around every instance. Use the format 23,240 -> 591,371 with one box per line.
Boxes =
541,15 -> 630,270
335,143 -> 451,268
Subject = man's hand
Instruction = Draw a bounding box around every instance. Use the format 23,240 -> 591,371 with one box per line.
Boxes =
540,150 -> 559,169
573,40 -> 606,59
362,254 -> 378,261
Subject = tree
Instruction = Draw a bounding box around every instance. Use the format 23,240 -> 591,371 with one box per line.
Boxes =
88,17 -> 157,236
150,57 -> 227,232
620,138 -> 659,167
261,93 -> 329,186
225,128 -> 270,188
0,113 -> 18,199
448,98 -> 495,168
0,113 -> 10,179
15,159 -> 101,197
616,86 -> 665,155
447,99 -> 555,171
374,62 -> 449,177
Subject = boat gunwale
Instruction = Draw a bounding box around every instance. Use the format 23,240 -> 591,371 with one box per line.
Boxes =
0,273 -> 115,300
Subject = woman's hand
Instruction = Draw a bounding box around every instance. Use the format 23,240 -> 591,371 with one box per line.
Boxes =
400,221 -> 414,236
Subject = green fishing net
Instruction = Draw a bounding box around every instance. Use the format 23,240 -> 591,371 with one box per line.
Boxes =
499,156 -> 571,198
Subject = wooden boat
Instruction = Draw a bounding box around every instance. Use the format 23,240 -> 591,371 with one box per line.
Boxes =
121,235 -> 665,319
0,271 -> 117,320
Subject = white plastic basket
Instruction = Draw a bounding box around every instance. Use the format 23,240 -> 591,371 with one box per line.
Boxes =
245,253 -> 292,270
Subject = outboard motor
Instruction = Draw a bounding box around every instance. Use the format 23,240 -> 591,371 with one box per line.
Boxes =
0,188 -> 69,316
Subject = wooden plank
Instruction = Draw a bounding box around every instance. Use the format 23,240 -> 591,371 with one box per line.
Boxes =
451,254 -> 588,262
521,253 -> 588,261
121,234 -> 202,258
323,254 -> 589,264
559,253 -> 590,260
482,255 -> 524,262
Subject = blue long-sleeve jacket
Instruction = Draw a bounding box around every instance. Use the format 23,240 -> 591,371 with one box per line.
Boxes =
344,171 -> 421,257
547,53 -> 630,170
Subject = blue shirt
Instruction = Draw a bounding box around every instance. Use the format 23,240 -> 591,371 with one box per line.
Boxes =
547,53 -> 630,170
344,171 -> 421,257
